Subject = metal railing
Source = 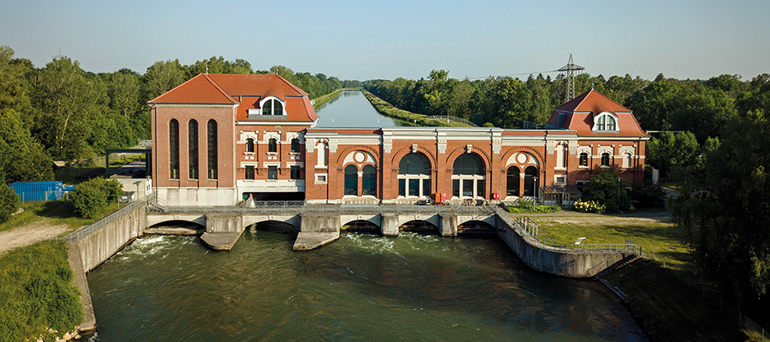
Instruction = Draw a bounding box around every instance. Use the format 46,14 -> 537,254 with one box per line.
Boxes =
61,198 -> 147,243
495,207 -> 642,255
152,201 -> 497,216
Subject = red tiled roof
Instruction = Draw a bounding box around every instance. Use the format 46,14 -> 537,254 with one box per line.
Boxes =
207,74 -> 308,99
148,74 -> 237,104
555,89 -> 631,114
546,90 -> 647,137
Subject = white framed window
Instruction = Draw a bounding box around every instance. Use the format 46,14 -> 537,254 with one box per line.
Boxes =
593,112 -> 619,132
315,174 -> 327,184
554,175 -> 567,185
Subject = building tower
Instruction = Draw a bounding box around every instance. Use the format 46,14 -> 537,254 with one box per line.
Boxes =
557,54 -> 585,103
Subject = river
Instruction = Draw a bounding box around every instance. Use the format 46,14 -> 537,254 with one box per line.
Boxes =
87,232 -> 646,341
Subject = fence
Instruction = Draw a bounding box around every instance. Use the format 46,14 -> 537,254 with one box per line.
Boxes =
428,115 -> 478,127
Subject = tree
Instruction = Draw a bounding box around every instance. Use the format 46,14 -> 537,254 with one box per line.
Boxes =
581,168 -> 631,213
646,131 -> 700,181
0,183 -> 19,223
71,178 -> 123,219
672,110 -> 770,305
143,60 -> 186,102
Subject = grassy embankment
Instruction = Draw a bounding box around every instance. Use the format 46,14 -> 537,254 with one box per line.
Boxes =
312,89 -> 345,110
0,241 -> 83,342
361,90 -> 474,127
0,200 -> 122,234
513,210 -> 759,341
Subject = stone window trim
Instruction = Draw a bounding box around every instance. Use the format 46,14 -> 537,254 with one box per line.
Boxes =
315,173 -> 328,184
592,112 -> 620,132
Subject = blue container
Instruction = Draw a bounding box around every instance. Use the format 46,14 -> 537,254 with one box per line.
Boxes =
9,181 -> 64,202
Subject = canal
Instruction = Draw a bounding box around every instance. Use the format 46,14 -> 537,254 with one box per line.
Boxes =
88,232 -> 647,341
316,90 -> 408,127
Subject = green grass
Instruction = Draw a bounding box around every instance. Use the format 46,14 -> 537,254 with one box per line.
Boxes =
312,89 -> 344,110
504,204 -> 561,214
0,200 -> 124,234
0,241 -> 83,342
517,212 -> 693,271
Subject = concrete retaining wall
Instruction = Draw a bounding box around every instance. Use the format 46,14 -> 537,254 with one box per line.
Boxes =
495,213 -> 632,278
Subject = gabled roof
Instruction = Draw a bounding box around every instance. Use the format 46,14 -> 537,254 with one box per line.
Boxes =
555,89 -> 631,114
207,74 -> 308,99
546,89 -> 648,137
148,74 -> 237,105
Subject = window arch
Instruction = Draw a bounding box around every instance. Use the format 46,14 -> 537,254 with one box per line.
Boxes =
622,153 -> 632,168
188,120 -> 198,179
344,165 -> 358,196
317,141 -> 327,167
362,165 -> 376,196
207,119 -> 218,179
506,166 -> 520,197
268,138 -> 277,153
579,152 -> 588,167
262,98 -> 283,116
556,144 -> 567,169
290,138 -> 300,153
246,138 -> 254,153
594,112 -> 618,132
523,166 -> 538,197
452,153 -> 485,198
398,152 -> 431,198
169,119 -> 179,179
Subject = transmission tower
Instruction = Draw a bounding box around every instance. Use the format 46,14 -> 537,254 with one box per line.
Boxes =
557,54 -> 584,102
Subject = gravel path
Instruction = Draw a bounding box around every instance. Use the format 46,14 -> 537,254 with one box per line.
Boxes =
0,218 -> 71,255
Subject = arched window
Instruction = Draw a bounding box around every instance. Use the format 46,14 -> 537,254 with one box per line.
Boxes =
398,153 -> 431,198
362,165 -> 376,196
246,138 -> 254,153
506,166 -> 520,197
579,152 -> 588,167
169,119 -> 179,179
452,153 -> 485,198
523,166 -> 538,197
268,138 -> 277,153
263,99 -> 283,116
556,144 -> 567,169
317,141 -> 327,167
188,120 -> 198,179
290,138 -> 300,153
601,153 -> 610,167
344,165 -> 358,196
594,113 -> 617,132
207,119 -> 218,179
622,153 -> 632,168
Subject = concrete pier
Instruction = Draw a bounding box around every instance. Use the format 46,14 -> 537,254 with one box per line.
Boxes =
200,232 -> 242,250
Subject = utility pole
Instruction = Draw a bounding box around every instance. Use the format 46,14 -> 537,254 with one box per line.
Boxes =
557,54 -> 585,103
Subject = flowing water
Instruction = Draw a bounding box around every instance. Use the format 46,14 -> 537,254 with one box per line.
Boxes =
316,90 -> 407,127
87,232 -> 647,341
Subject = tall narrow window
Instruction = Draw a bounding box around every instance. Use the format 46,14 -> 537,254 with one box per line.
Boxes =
556,144 -> 566,169
246,138 -> 254,153
291,138 -> 300,153
268,138 -> 277,153
579,153 -> 588,167
622,153 -> 632,168
523,166 -> 538,197
344,165 -> 357,196
317,142 -> 327,167
601,153 -> 610,167
208,120 -> 218,179
245,166 -> 255,179
188,120 -> 198,179
169,119 -> 179,179
506,166 -> 520,197
268,166 -> 277,179
290,165 -> 301,180
362,165 -> 376,196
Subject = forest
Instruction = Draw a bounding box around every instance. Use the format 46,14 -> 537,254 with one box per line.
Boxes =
1,43 -> 770,308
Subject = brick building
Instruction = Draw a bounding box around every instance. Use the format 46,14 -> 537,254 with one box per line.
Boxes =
149,74 -> 648,206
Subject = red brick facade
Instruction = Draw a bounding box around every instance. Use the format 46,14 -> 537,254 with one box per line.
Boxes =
150,75 -> 648,206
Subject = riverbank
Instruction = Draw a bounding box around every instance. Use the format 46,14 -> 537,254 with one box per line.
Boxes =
311,88 -> 345,110
361,90 -> 473,127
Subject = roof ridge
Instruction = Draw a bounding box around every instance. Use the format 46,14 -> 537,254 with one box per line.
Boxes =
147,74 -> 204,103
201,74 -> 238,104
274,74 -> 308,96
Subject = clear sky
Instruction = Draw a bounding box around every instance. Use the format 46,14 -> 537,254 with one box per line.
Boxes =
1,0 -> 767,81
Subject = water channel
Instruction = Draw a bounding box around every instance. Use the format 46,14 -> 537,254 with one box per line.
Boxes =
85,91 -> 647,341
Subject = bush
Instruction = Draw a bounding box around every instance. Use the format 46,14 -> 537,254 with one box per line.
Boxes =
573,199 -> 606,214
505,198 -> 561,213
633,180 -> 667,209
0,183 -> 20,223
71,178 -> 123,219
581,168 -> 632,213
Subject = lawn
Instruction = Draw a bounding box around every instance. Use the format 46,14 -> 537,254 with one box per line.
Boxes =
508,211 -> 693,271
0,200 -> 124,233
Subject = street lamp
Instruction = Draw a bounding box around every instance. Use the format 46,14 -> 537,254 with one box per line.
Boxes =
532,176 -> 538,210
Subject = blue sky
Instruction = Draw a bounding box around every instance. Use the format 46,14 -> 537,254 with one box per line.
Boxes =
1,0 -> 767,81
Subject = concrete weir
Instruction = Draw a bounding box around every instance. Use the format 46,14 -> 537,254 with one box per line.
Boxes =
62,200 -> 640,334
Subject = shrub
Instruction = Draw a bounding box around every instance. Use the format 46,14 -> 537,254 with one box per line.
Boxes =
0,183 -> 20,223
573,199 -> 606,214
633,180 -> 667,209
505,198 -> 561,213
581,168 -> 632,213
71,177 -> 123,219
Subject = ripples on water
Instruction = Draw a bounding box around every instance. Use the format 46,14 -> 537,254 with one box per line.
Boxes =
87,232 -> 647,341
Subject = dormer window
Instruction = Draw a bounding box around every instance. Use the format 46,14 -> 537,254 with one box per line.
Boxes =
248,97 -> 287,119
263,99 -> 283,116
594,112 -> 618,132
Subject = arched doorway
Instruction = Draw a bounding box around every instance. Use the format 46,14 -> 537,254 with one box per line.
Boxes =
452,153 -> 485,199
398,152 -> 431,198
523,166 -> 538,197
506,166 -> 520,197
